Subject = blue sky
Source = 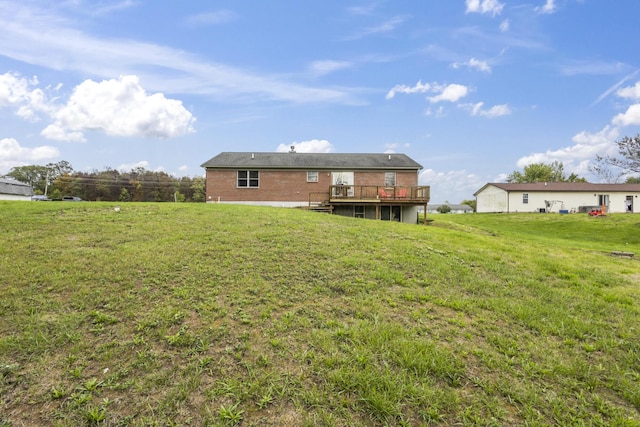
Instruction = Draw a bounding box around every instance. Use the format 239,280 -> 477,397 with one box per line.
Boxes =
1,0 -> 640,203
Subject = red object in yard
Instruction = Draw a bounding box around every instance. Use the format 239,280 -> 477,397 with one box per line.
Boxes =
589,209 -> 603,216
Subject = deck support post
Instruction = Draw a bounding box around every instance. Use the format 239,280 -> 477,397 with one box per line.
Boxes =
424,203 -> 428,225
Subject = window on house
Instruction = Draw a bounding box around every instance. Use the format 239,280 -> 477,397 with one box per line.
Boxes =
523,193 -> 528,204
307,171 -> 318,182
354,206 -> 365,218
384,172 -> 396,186
238,170 -> 259,187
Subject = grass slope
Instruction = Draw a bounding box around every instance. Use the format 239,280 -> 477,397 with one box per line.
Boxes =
1,202 -> 639,426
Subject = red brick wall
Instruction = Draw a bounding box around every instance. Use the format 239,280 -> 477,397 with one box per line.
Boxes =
356,171 -> 417,187
205,169 -> 418,202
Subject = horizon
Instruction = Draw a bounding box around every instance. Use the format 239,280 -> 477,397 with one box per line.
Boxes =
1,1 -> 640,203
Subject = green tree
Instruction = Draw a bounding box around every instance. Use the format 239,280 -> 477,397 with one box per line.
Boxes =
461,199 -> 476,212
507,161 -> 585,183
626,176 -> 640,184
437,201 -> 451,213
190,176 -> 206,202
119,188 -> 131,202
7,162 -> 205,202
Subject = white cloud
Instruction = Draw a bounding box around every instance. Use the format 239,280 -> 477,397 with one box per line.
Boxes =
41,75 -> 196,142
184,10 -> 236,27
40,124 -> 86,142
452,58 -> 491,73
616,82 -> 640,101
309,60 -> 353,77
612,104 -> 640,127
429,84 -> 469,103
86,0 -> 137,16
347,16 -> 407,40
1,72 -> 196,142
419,168 -> 486,203
499,19 -> 510,32
464,102 -> 511,118
386,80 -> 431,99
117,160 -> 165,173
0,72 -> 32,106
535,0 -> 557,14
465,0 -> 504,17
469,58 -> 491,73
515,126 -> 620,174
347,4 -> 379,15
0,72 -> 53,120
425,106 -> 445,117
276,139 -> 335,153
0,138 -> 60,174
384,142 -> 411,153
571,126 -> 619,147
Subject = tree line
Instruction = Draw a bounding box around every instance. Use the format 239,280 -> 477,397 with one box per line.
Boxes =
5,161 -> 206,202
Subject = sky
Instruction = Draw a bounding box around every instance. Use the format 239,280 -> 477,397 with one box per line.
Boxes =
1,0 -> 640,203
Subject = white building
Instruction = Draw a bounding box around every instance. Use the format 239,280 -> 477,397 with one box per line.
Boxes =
426,204 -> 474,214
474,182 -> 640,214
0,178 -> 33,201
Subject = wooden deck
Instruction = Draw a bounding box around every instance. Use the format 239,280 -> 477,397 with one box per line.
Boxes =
309,185 -> 430,207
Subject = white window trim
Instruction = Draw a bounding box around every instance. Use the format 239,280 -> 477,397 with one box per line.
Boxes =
307,171 -> 318,183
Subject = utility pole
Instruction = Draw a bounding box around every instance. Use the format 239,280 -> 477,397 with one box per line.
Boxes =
44,171 -> 50,197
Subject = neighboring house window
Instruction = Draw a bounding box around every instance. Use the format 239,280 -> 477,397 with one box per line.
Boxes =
307,171 -> 318,183
354,206 -> 365,218
385,172 -> 396,186
523,193 -> 528,204
238,170 -> 259,187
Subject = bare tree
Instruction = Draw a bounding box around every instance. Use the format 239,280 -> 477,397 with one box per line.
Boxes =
591,134 -> 640,182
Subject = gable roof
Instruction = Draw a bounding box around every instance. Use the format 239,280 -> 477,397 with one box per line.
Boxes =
475,182 -> 640,196
0,178 -> 33,196
201,152 -> 423,170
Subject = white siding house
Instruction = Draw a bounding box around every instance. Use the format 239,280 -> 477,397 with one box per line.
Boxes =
0,178 -> 32,201
475,183 -> 640,213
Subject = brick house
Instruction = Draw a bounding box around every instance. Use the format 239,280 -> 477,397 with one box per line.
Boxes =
201,150 -> 430,223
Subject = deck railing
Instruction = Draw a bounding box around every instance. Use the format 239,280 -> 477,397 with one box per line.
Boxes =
328,185 -> 430,203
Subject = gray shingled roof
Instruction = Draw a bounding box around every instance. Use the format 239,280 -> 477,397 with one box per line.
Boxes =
0,178 -> 33,196
201,152 -> 423,170
475,182 -> 640,195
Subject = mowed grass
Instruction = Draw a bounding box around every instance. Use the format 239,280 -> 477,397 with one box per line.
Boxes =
1,201 -> 639,426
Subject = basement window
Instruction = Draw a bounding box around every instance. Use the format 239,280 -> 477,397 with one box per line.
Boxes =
523,193 -> 529,204
238,170 -> 259,188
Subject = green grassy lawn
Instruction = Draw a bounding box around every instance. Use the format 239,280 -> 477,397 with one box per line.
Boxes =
1,202 -> 639,426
